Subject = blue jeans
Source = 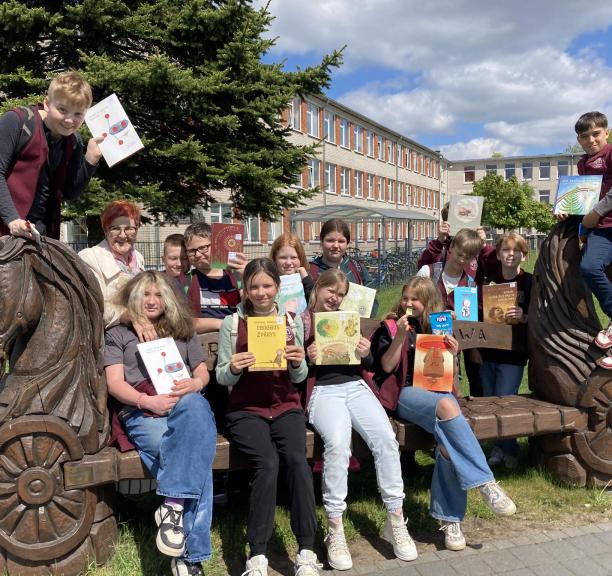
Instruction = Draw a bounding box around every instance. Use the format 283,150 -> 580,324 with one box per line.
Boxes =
580,227 -> 612,318
396,387 -> 493,522
124,393 -> 217,562
481,362 -> 524,456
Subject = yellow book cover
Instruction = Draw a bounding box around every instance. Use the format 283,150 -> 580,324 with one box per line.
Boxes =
314,311 -> 360,365
247,316 -> 287,371
413,334 -> 454,392
482,282 -> 517,324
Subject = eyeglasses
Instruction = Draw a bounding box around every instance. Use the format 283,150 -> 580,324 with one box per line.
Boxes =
186,244 -> 211,257
108,225 -> 138,237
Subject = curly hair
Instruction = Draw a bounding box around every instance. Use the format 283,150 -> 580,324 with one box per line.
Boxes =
100,200 -> 141,231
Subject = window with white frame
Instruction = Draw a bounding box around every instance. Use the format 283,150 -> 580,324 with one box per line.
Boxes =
357,222 -> 364,241
288,97 -> 301,131
306,103 -> 319,137
244,216 -> 260,243
406,184 -> 412,205
210,202 -> 232,224
366,130 -> 374,157
557,160 -> 569,177
434,190 -> 439,209
505,163 -> 515,180
367,222 -> 374,240
387,140 -> 394,164
397,143 -> 403,167
354,125 -> 363,153
485,163 -> 497,175
539,161 -> 550,179
376,177 -> 383,201
323,110 -> 335,143
388,221 -> 394,239
307,158 -> 320,188
292,170 -> 303,188
354,170 -> 363,198
340,167 -> 350,195
388,179 -> 395,203
377,135 -> 384,160
310,221 -> 321,241
267,220 -> 283,242
539,189 -> 550,203
367,174 -> 375,199
420,188 -> 425,207
325,162 -> 336,194
464,165 -> 476,183
340,118 -> 350,148
522,162 -> 533,180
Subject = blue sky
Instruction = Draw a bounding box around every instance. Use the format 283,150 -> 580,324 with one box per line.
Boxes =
259,1 -> 612,160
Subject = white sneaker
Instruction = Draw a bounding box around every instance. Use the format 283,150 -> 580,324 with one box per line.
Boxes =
487,446 -> 505,467
382,514 -> 418,561
154,503 -> 185,557
440,521 -> 466,551
242,554 -> 268,576
324,524 -> 353,570
294,549 -> 323,576
478,481 -> 517,516
171,558 -> 203,576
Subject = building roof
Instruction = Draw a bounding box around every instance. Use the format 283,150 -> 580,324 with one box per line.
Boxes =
447,152 -> 581,165
290,203 -> 435,223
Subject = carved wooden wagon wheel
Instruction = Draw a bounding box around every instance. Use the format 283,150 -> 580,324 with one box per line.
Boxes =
528,218 -> 612,486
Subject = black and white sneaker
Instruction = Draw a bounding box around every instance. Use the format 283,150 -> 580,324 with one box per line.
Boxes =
155,503 -> 185,557
171,558 -> 203,576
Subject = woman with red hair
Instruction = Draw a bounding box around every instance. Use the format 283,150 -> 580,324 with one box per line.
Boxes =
79,200 -> 154,341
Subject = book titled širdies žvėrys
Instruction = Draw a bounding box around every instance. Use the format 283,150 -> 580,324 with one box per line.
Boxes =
211,223 -> 244,269
413,334 -> 454,392
137,337 -> 190,395
247,316 -> 287,371
553,175 -> 602,215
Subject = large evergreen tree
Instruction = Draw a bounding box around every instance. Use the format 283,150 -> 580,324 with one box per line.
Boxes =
0,0 -> 342,225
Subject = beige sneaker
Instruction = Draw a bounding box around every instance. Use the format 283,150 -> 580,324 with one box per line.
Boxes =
478,481 -> 517,516
242,554 -> 268,576
294,549 -> 323,576
440,521 -> 466,551
382,513 -> 418,561
324,522 -> 353,570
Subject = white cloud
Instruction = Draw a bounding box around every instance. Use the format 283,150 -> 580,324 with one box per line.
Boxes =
440,139 -> 522,161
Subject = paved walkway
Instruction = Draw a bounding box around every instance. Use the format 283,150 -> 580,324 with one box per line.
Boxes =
328,521 -> 612,576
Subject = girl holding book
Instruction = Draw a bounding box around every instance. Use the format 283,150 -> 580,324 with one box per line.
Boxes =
304,269 -> 417,570
215,258 -> 321,576
104,271 -> 216,576
370,277 -> 516,552
270,232 -> 315,303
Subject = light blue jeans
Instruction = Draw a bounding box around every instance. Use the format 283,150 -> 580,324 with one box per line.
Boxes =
481,362 -> 524,456
124,393 -> 217,562
396,387 -> 494,522
308,380 -> 404,517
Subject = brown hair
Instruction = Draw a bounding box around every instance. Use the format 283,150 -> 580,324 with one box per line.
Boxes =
394,277 -> 444,333
309,269 -> 349,310
47,71 -> 93,109
269,232 -> 308,269
320,218 -> 350,243
450,228 -> 483,260
242,258 -> 281,316
100,200 -> 140,231
183,221 -> 211,245
163,233 -> 185,254
575,111 -> 608,134
495,231 -> 528,256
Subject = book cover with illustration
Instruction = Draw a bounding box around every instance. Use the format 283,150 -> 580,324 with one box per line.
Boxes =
211,223 -> 244,269
137,337 -> 190,395
314,311 -> 360,365
247,316 -> 287,371
553,175 -> 602,215
413,334 -> 454,393
482,282 -> 517,324
339,282 -> 377,318
278,273 -> 307,314
84,93 -> 144,167
454,286 -> 478,322
447,195 -> 484,233
429,312 -> 453,335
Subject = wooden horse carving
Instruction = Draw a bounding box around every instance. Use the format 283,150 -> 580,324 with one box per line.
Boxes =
528,218 -> 612,486
0,236 -> 114,575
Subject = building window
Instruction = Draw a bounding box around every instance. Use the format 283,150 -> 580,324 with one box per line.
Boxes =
434,190 -> 439,209
367,222 -> 374,240
397,144 -> 403,167
340,167 -> 350,195
340,118 -> 350,148
539,161 -> 550,179
486,163 -> 497,175
354,170 -> 363,198
325,162 -> 336,194
539,190 -> 550,203
420,188 -> 425,207
306,103 -> 319,137
366,130 -> 374,157
505,163 -> 515,180
323,110 -> 335,143
406,184 -> 412,205
245,216 -> 260,243
288,97 -> 301,131
522,162 -> 532,180
388,179 -> 395,203
307,158 -> 320,188
376,177 -> 383,201
387,140 -> 394,164
464,165 -> 476,183
367,174 -> 375,199
557,160 -> 569,177
377,135 -> 384,160
210,202 -> 232,224
354,125 -> 363,153
267,220 -> 283,242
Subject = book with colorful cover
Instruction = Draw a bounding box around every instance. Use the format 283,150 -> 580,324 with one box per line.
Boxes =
277,273 -> 307,314
137,337 -> 190,395
447,195 -> 484,233
482,282 -> 517,324
211,223 -> 244,269
247,316 -> 287,371
413,334 -> 454,393
339,282 -> 377,318
314,311 -> 360,365
84,93 -> 144,167
454,286 -> 478,322
429,312 -> 453,335
553,175 -> 602,215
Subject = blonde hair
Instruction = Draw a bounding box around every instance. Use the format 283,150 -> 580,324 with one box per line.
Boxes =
495,231 -> 528,256
309,269 -> 349,310
450,228 -> 483,260
269,232 -> 309,269
394,277 -> 444,333
115,271 -> 194,340
47,71 -> 93,109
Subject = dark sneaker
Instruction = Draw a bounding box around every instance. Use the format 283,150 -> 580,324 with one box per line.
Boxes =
155,503 -> 185,557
